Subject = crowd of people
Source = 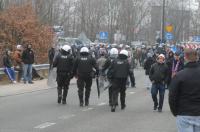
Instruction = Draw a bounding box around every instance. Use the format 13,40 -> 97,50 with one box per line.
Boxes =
2,43 -> 43,84
2,42 -> 200,131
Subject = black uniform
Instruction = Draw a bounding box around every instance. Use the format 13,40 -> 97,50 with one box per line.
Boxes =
108,54 -> 135,112
73,53 -> 99,106
53,50 -> 74,104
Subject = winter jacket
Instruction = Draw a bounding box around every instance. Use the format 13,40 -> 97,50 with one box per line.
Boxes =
149,62 -> 168,84
3,54 -> 12,68
169,62 -> 200,116
22,48 -> 34,64
144,57 -> 155,75
13,50 -> 22,67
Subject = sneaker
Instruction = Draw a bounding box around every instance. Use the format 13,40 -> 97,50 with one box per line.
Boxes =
12,81 -> 17,84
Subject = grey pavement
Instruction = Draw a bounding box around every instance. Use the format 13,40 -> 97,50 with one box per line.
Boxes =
0,68 -> 177,132
0,78 -> 76,97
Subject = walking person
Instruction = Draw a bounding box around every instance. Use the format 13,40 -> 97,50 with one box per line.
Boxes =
144,52 -> 155,90
48,46 -> 55,70
22,43 -> 35,84
3,49 -> 17,83
53,45 -> 74,104
169,49 -> 200,132
13,45 -> 23,82
108,49 -> 135,112
149,54 -> 168,112
73,47 -> 99,107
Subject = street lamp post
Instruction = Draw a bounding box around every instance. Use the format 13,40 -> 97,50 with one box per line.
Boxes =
161,0 -> 166,43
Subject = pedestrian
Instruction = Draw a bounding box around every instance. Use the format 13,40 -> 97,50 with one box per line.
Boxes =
13,45 -> 23,82
108,49 -> 135,112
53,45 -> 74,104
144,52 -> 155,90
171,51 -> 184,78
169,49 -> 200,132
3,49 -> 17,83
102,48 -> 119,106
48,46 -> 55,70
149,54 -> 168,112
22,43 -> 35,84
166,51 -> 174,88
73,47 -> 99,107
97,49 -> 107,89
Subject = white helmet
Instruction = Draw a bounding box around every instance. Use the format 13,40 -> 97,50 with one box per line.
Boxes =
110,48 -> 118,55
119,49 -> 129,57
16,45 -> 22,50
80,47 -> 89,53
62,45 -> 71,52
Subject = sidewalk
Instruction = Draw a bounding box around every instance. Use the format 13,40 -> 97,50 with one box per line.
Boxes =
0,78 -> 77,97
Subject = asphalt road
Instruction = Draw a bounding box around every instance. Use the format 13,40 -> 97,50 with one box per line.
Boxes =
0,68 -> 177,132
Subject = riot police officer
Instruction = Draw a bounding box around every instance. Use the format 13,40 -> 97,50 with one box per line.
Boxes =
53,45 -> 74,104
73,47 -> 99,107
103,48 -> 119,106
108,49 -> 135,112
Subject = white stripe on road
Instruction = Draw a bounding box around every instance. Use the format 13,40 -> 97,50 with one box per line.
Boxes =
97,102 -> 107,106
34,122 -> 56,129
129,92 -> 136,95
82,107 -> 94,112
58,114 -> 76,120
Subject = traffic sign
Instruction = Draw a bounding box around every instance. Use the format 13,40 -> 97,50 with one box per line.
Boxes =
99,32 -> 108,40
165,25 -> 173,32
165,32 -> 173,40
192,36 -> 200,42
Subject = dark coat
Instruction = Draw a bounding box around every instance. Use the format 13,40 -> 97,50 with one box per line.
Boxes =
22,48 -> 34,64
144,57 -> 155,75
169,62 -> 200,116
3,54 -> 12,68
149,62 -> 169,84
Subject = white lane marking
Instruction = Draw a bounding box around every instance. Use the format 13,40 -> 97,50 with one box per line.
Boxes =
97,102 -> 107,106
82,107 -> 94,112
58,114 -> 76,120
34,122 -> 56,129
129,92 -> 136,94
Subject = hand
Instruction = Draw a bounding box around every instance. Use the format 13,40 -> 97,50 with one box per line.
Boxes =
151,80 -> 155,83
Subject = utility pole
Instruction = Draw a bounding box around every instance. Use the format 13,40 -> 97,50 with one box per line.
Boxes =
161,0 -> 166,43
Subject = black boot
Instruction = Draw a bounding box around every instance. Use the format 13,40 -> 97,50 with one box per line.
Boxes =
57,88 -> 62,104
62,99 -> 66,104
79,94 -> 84,107
121,104 -> 126,110
111,105 -> 116,112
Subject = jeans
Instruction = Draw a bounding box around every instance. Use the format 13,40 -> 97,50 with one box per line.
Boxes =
23,64 -> 32,83
151,83 -> 165,109
177,116 -> 200,132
